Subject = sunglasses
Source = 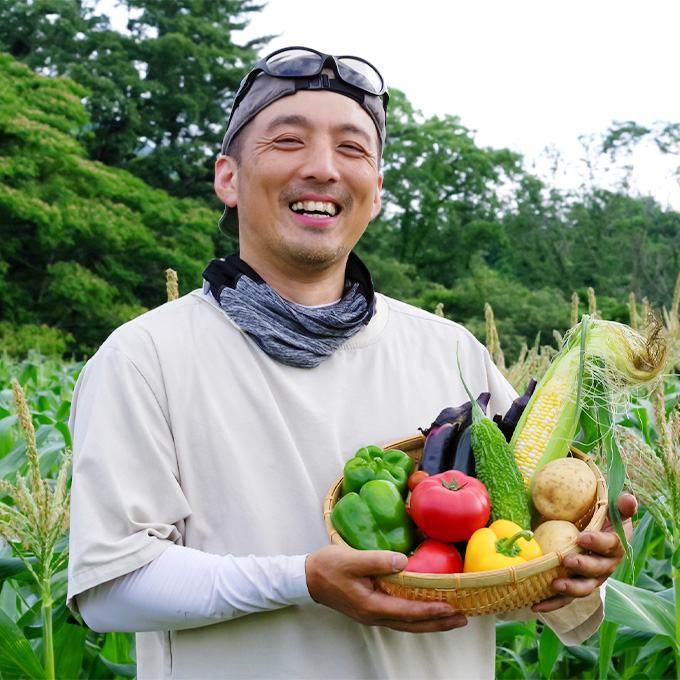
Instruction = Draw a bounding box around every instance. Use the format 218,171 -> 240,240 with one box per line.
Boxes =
228,46 -> 389,125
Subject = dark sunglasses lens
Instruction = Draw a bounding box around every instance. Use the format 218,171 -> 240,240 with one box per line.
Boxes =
337,58 -> 384,94
265,48 -> 323,77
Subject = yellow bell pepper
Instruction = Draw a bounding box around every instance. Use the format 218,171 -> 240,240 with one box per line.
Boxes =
463,519 -> 542,573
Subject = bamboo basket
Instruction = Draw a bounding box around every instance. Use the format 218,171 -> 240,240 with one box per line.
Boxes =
324,433 -> 608,616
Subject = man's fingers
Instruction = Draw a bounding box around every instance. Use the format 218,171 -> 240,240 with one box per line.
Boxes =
532,593 -> 574,613
305,545 -> 466,632
370,612 -> 468,633
340,548 -> 408,578
576,530 -> 626,557
358,589 -> 460,623
550,575 -> 600,598
617,493 -> 638,520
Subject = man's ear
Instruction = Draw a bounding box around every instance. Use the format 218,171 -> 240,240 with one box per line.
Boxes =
215,156 -> 239,208
369,174 -> 383,221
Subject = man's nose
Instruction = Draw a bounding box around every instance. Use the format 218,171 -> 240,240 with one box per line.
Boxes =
298,140 -> 341,183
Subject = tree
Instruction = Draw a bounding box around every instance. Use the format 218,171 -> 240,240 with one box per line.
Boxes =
0,0 -> 266,203
0,52 -> 225,355
362,89 -> 524,288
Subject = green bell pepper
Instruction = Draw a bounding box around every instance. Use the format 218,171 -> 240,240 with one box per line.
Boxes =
341,445 -> 413,498
330,479 -> 414,553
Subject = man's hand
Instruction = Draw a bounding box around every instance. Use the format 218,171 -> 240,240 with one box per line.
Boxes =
532,493 -> 637,613
305,545 -> 467,632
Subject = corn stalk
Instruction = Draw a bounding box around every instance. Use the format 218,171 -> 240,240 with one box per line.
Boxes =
0,380 -> 71,680
613,382 -> 680,677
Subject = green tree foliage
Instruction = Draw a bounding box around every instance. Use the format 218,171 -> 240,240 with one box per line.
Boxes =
0,53 -> 221,356
361,89 -> 524,288
0,0 -> 265,203
501,179 -> 680,309
409,257 -> 571,359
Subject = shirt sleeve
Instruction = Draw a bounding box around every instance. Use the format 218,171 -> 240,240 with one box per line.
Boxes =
67,341 -> 193,608
77,544 -> 313,632
499,586 -> 605,645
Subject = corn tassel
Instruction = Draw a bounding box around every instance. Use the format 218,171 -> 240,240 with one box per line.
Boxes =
509,315 -> 666,488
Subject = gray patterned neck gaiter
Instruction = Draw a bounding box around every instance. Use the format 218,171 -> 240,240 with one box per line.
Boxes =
202,253 -> 375,368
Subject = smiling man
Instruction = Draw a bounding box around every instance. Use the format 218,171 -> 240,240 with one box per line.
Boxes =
67,47 -> 634,680
216,88 -> 383,305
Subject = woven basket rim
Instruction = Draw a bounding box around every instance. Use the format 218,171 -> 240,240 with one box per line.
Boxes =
323,433 -> 608,590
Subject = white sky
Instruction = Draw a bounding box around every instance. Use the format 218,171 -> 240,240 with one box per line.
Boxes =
235,0 -> 680,207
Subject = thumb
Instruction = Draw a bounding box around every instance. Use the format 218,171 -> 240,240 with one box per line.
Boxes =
348,549 -> 408,577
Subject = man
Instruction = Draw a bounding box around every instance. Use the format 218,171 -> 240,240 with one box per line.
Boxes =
67,46 -> 634,679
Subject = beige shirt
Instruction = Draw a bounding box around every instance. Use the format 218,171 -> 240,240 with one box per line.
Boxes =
68,290 -> 601,679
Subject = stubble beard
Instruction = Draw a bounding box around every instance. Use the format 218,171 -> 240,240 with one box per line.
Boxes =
276,233 -> 352,272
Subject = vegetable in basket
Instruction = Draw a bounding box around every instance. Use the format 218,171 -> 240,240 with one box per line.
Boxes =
493,379 -> 537,442
510,316 -> 667,489
341,445 -> 413,498
463,519 -> 542,573
418,394 -> 490,477
531,457 -> 597,522
507,315 -> 666,569
409,470 -> 490,543
406,539 -> 463,574
456,349 -> 532,530
330,479 -> 414,553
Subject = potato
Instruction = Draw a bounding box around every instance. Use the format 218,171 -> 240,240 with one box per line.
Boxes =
531,458 -> 597,522
533,520 -> 580,555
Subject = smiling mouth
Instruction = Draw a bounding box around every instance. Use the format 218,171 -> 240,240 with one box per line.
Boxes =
290,200 -> 339,218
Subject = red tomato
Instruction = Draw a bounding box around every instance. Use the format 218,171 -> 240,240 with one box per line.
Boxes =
409,470 -> 490,543
406,539 -> 463,574
408,470 -> 430,491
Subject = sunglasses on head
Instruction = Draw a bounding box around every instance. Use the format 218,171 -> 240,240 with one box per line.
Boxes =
228,46 -> 389,126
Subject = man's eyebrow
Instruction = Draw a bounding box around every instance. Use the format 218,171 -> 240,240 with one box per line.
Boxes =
265,114 -> 309,131
265,115 -> 374,144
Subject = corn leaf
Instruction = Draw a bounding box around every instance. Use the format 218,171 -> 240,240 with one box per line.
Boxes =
593,376 -> 633,577
604,578 -> 677,648
53,623 -> 86,680
495,646 -> 531,680
573,313 -> 589,427
613,511 -> 655,585
0,556 -> 36,581
495,620 -> 536,644
0,414 -> 18,458
0,608 -> 45,679
597,620 -> 619,680
538,624 -> 563,679
673,543 -> 680,571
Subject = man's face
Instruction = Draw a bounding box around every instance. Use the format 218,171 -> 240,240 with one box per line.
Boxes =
215,90 -> 382,278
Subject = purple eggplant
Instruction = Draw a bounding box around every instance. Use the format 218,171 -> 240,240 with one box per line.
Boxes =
493,379 -> 537,442
419,393 -> 490,476
449,425 -> 475,478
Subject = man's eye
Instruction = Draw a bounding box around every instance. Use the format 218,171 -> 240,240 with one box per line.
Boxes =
341,143 -> 364,153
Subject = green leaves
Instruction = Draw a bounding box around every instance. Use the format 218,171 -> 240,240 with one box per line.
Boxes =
0,608 -> 45,679
538,625 -> 563,679
605,580 -> 677,649
0,51 -> 222,356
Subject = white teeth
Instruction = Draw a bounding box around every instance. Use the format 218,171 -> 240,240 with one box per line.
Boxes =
291,200 -> 338,216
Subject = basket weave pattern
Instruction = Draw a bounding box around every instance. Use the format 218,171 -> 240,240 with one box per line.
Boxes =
324,433 -> 608,616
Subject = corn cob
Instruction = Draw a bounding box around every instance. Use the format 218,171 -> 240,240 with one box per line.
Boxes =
510,315 -> 666,489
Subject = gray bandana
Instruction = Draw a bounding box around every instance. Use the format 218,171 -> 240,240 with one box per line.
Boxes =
202,254 -> 375,368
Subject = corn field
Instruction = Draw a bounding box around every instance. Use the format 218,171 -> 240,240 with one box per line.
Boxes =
1,279 -> 680,679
